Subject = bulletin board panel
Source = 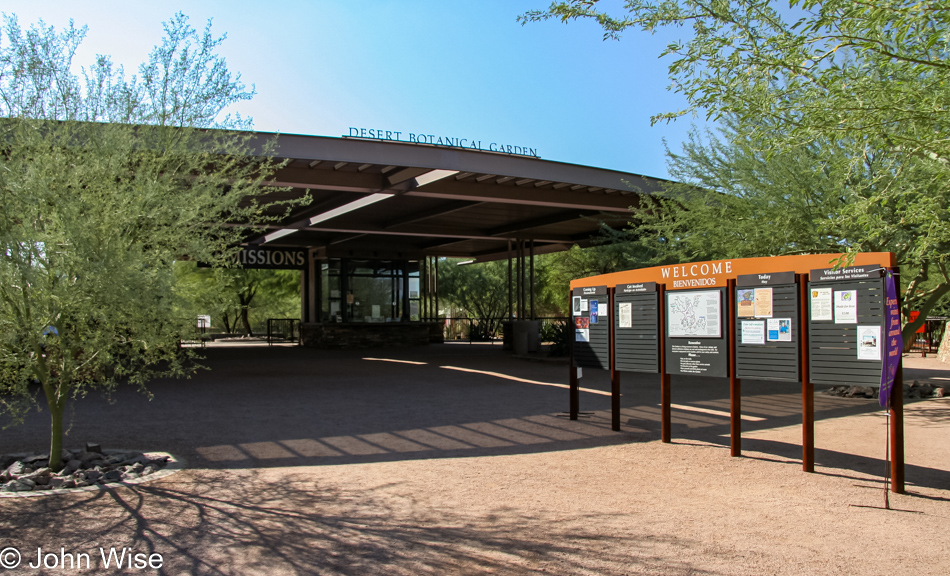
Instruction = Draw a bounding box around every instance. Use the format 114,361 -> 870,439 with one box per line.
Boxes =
614,283 -> 659,373
808,266 -> 885,386
664,287 -> 729,378
572,286 -> 610,370
735,272 -> 800,382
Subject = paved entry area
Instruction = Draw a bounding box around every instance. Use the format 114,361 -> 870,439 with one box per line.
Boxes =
0,344 -> 947,575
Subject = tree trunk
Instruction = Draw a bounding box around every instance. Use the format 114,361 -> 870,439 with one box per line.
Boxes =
48,400 -> 65,471
937,321 -> 950,364
240,305 -> 253,336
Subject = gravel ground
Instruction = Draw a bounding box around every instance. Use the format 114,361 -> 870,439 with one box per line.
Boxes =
0,343 -> 947,575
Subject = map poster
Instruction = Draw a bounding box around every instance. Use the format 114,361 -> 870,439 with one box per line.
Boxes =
857,325 -> 881,360
753,287 -> 773,318
618,302 -> 632,328
668,290 -> 722,338
834,290 -> 858,324
737,289 -> 755,318
767,318 -> 792,342
589,300 -> 599,324
741,320 -> 765,344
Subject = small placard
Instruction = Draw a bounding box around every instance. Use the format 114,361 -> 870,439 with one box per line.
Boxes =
574,285 -> 608,296
736,271 -> 795,286
810,265 -> 884,283
617,282 -> 657,293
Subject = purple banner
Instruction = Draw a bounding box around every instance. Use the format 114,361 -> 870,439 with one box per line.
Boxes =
880,271 -> 903,408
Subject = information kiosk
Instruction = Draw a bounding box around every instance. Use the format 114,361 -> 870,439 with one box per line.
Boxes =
569,252 -> 905,492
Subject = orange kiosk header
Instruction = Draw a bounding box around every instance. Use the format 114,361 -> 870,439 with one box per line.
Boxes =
570,252 -> 896,291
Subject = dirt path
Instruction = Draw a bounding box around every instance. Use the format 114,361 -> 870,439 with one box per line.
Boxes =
1,345 -> 947,575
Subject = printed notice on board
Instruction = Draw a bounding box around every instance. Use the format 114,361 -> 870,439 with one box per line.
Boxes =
572,296 -> 581,316
589,300 -> 599,324
575,316 -> 590,342
741,320 -> 765,344
857,325 -> 881,360
668,290 -> 721,337
618,302 -> 632,328
834,290 -> 858,324
754,287 -> 773,318
580,299 -> 589,312
737,289 -> 755,318
767,318 -> 792,342
810,287 -> 833,321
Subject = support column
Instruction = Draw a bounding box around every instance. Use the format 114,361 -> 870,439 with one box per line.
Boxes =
401,260 -> 410,321
301,256 -> 309,324
610,286 -> 620,431
433,257 -> 439,320
728,278 -> 742,457
530,239 -> 535,319
307,249 -> 319,323
892,359 -> 905,493
569,290 -> 578,420
507,240 -> 513,320
799,273 -> 814,472
659,283 -> 671,443
891,267 -> 905,493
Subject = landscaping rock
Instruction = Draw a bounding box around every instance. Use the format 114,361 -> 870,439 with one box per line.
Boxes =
0,449 -> 172,494
4,461 -> 26,478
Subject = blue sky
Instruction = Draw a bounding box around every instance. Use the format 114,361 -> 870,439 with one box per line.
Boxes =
0,1 -> 705,179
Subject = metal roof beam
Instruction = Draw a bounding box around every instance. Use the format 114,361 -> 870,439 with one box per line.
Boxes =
484,210 -> 599,237
381,200 -> 484,230
404,179 -> 641,212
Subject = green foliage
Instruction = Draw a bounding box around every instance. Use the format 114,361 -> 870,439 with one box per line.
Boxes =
439,259 -> 509,339
0,14 -> 289,470
174,263 -> 300,335
522,1 -> 950,160
629,117 -> 950,342
522,1 -> 950,339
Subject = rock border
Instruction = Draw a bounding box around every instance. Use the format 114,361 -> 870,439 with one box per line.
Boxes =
0,451 -> 183,499
823,380 -> 947,400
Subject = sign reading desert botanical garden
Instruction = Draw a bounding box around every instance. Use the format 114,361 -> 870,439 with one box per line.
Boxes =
345,127 -> 539,158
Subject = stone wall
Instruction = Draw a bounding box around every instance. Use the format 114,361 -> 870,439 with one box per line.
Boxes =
301,322 -> 443,348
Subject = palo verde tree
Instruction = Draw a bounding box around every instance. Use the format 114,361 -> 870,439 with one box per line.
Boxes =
522,1 -> 950,334
0,14 -> 289,471
628,117 -> 950,346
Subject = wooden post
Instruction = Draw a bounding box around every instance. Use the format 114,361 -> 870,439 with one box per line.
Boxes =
799,273 -> 814,472
728,279 -> 741,457
609,287 -> 620,431
569,290 -> 579,420
658,283 -> 671,443
891,324 -> 906,493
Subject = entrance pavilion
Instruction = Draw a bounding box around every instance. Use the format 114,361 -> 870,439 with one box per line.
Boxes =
240,131 -> 670,347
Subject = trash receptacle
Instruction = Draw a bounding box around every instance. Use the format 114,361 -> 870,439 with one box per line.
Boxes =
512,320 -> 540,355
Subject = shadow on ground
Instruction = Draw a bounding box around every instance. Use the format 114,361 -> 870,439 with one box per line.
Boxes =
2,344 -> 947,491
2,472 -> 728,575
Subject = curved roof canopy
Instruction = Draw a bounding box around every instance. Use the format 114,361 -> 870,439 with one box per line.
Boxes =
245,132 -> 670,262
